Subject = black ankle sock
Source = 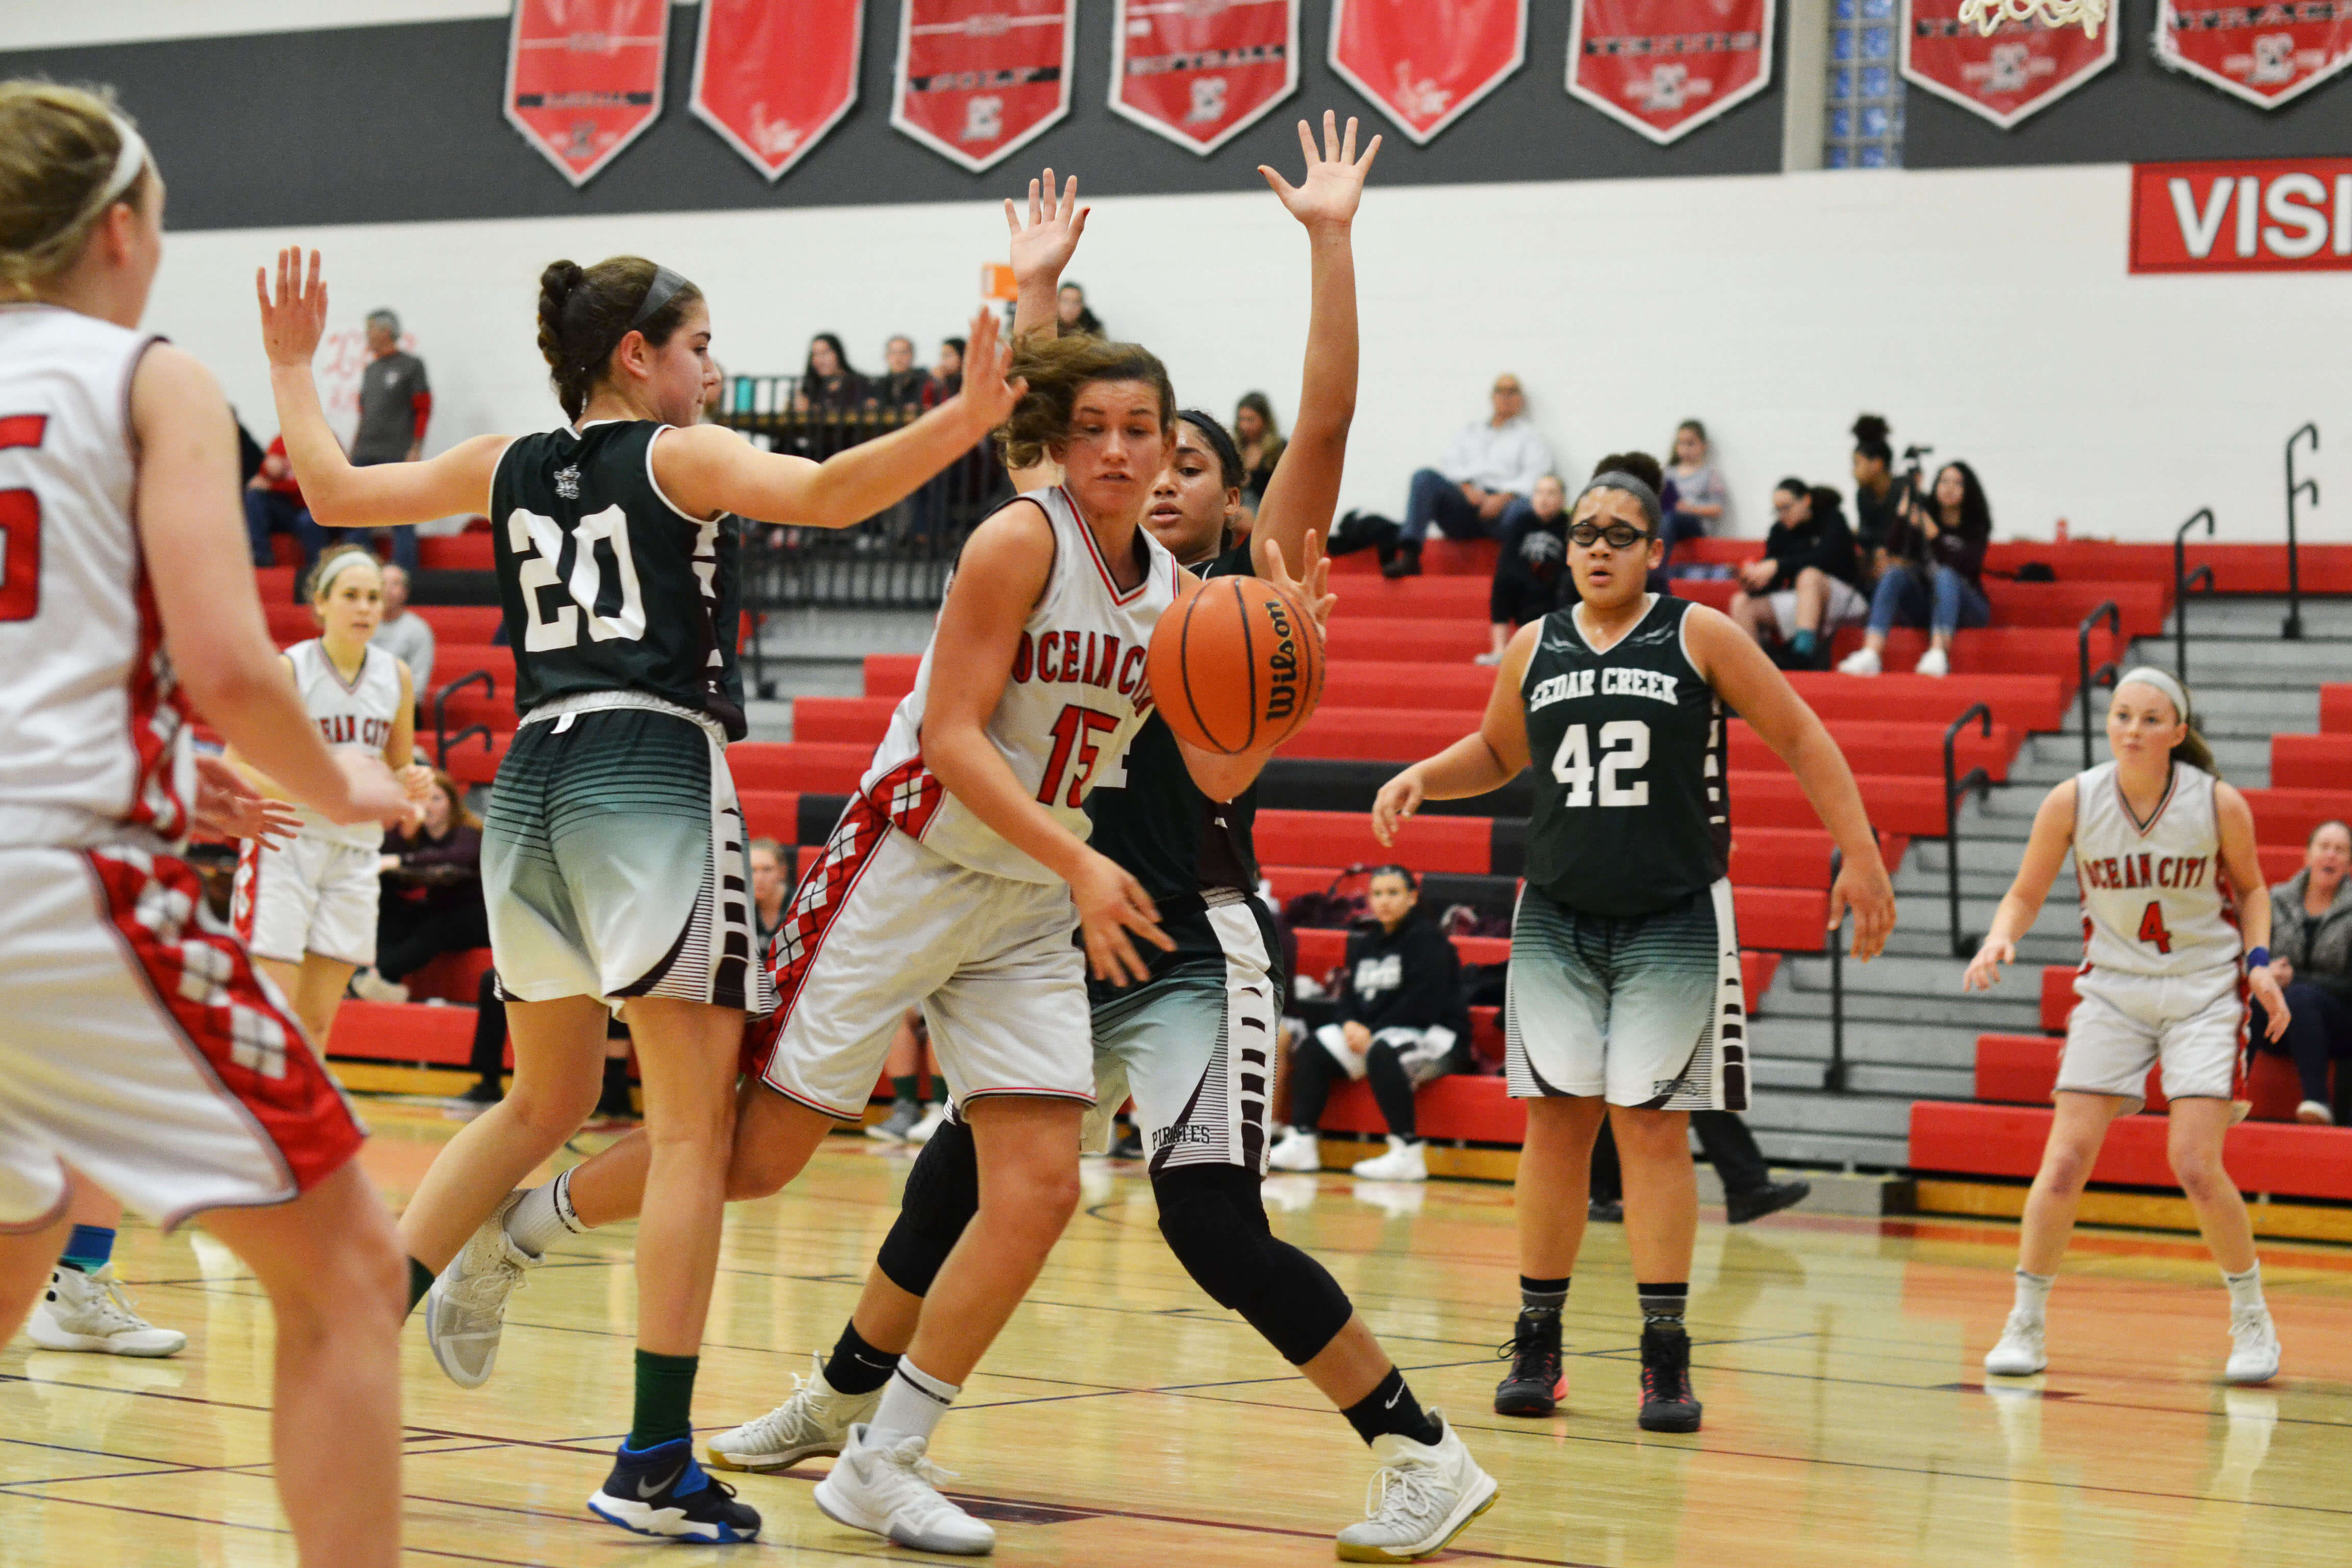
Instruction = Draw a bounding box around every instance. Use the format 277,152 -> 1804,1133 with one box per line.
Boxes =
823,1320 -> 901,1396
1342,1367 -> 1443,1449
1637,1281 -> 1688,1328
406,1256 -> 434,1314
629,1349 -> 698,1449
1519,1275 -> 1569,1315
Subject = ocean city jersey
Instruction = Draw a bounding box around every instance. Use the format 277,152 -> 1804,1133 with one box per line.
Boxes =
2072,760 -> 2239,978
283,639 -> 402,849
1520,593 -> 1728,919
489,421 -> 747,738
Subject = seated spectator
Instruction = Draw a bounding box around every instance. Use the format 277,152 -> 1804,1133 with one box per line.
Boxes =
1849,414 -> 1900,588
243,433 -> 322,571
1837,460 -> 1992,678
794,333 -> 868,413
1234,391 -> 1285,516
1057,280 -> 1104,337
371,563 -> 435,699
2253,820 -> 2352,1124
353,771 -> 483,1002
1662,419 -> 1729,561
1480,473 -> 1568,664
1269,867 -> 1471,1183
920,337 -> 965,409
749,838 -> 789,961
1729,479 -> 1867,669
874,334 -> 927,411
1366,373 -> 1554,579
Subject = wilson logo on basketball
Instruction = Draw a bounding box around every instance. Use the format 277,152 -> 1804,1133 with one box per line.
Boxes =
1145,576 -> 1326,755
1262,595 -> 1302,724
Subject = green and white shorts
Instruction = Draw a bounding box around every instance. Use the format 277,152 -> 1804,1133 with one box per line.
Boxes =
482,693 -> 776,1013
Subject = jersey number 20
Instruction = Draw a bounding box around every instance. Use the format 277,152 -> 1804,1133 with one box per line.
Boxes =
1551,720 -> 1650,807
508,506 -> 647,651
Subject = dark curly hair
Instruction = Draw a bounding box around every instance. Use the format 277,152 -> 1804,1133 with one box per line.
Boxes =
535,256 -> 703,421
1589,450 -> 1665,495
996,334 -> 1175,471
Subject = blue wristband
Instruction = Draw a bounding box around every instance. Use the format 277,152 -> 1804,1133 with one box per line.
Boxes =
2245,946 -> 2270,973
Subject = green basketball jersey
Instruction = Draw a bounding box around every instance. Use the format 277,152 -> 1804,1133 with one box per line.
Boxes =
489,421 -> 747,739
1520,593 -> 1728,918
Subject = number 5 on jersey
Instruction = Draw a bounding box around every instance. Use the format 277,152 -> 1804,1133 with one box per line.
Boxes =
1038,704 -> 1121,807
1550,719 -> 1651,807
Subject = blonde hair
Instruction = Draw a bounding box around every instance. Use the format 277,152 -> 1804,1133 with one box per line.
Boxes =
306,543 -> 381,607
0,81 -> 152,300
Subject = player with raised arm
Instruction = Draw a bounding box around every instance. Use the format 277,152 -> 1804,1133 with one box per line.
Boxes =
0,83 -> 412,1568
259,246 -> 1021,1541
1373,454 -> 1896,1434
1965,668 -> 2287,1383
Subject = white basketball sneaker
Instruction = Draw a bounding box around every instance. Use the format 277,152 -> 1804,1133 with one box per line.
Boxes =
1352,1136 -> 1429,1183
1267,1126 -> 1321,1173
906,1104 -> 950,1144
813,1424 -> 995,1556
424,1190 -> 541,1389
2225,1304 -> 2281,1384
26,1266 -> 185,1357
2295,1099 -> 2333,1125
1836,646 -> 1882,676
707,1354 -> 881,1473
1983,1311 -> 2047,1377
1336,1412 -> 1499,1562
1913,646 -> 1950,677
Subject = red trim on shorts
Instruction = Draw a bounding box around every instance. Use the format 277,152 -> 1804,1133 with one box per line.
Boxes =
758,1079 -> 863,1122
865,755 -> 944,840
740,792 -> 894,1080
83,848 -> 363,1212
231,838 -> 260,946
0,1181 -> 72,1236
959,1087 -> 1097,1106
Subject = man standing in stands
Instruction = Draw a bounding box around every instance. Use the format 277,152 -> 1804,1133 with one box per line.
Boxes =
1379,373 -> 1553,578
373,564 -> 435,699
347,308 -> 430,572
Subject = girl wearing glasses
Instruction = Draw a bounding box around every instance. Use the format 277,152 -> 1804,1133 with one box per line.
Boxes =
1373,451 -> 1897,1436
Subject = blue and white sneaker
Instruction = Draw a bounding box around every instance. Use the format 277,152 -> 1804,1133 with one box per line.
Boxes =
587,1436 -> 761,1543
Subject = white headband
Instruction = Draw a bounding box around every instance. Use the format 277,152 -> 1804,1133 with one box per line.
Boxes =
2115,665 -> 2191,723
97,115 -> 149,207
313,550 -> 378,600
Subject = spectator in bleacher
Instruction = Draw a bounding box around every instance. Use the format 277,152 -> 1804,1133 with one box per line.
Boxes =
345,308 -> 428,573
1234,391 -> 1285,516
1480,473 -> 1568,665
1849,414 -> 1899,584
1729,479 -> 1866,669
920,336 -> 965,408
1662,420 -> 1728,561
875,334 -> 927,411
1375,373 -> 1554,579
794,333 -> 868,413
353,770 -> 483,1003
1269,867 -> 1472,1183
370,564 -> 434,698
1836,460 -> 1992,678
1585,1112 -> 1811,1224
2253,819 -> 2352,1124
243,433 -> 323,572
1056,280 -> 1104,337
749,838 -> 789,961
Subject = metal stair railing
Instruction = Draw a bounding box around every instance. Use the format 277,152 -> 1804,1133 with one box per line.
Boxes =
2075,601 -> 2121,771
2284,423 -> 2318,641
1943,703 -> 1994,959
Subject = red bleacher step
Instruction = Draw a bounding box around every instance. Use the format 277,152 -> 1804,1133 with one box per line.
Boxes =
2271,733 -> 2352,791
1671,578 -> 2169,637
1317,1075 -> 1523,1144
1327,538 -> 1497,577
1908,1100 -> 2352,1202
330,1000 -> 479,1068
2323,685 -> 2351,734
1975,1031 -> 2311,1122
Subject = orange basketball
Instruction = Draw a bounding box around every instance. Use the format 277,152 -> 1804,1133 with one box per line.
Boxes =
1145,575 -> 1325,755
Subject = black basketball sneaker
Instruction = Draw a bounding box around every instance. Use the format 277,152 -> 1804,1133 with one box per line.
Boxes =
1493,1309 -> 1566,1417
588,1436 -> 762,1542
1637,1323 -> 1703,1433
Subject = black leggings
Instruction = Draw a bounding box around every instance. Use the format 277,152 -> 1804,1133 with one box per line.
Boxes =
377,896 -> 491,983
1489,559 -> 1560,628
1288,1037 -> 1421,1138
2252,981 -> 2352,1114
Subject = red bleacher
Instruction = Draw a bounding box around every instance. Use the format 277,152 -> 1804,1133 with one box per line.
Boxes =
1910,1101 -> 2352,1202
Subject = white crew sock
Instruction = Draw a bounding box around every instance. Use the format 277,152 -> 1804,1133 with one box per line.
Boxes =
869,1358 -> 959,1445
2222,1262 -> 2266,1312
502,1170 -> 586,1257
2012,1268 -> 2055,1320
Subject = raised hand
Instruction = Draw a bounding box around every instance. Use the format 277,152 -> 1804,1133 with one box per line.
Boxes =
1260,111 -> 1381,232
1258,529 -> 1338,631
950,305 -> 1025,433
1004,168 -> 1088,292
256,247 -> 329,366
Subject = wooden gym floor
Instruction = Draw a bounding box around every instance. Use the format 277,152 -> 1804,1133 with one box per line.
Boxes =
3,1098 -> 2349,1565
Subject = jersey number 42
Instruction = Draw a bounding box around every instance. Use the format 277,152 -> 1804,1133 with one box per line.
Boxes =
1551,720 -> 1650,807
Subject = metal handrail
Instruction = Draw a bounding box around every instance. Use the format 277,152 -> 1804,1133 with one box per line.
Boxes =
2176,566 -> 2215,681
1944,703 -> 1993,957
436,724 -> 493,765
2285,423 -> 2318,640
431,669 -> 494,762
2076,601 -> 2121,771
1824,848 -> 1846,1093
2171,506 -> 2214,679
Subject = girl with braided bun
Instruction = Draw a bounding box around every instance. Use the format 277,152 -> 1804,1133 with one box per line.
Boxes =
259,246 -> 1022,1542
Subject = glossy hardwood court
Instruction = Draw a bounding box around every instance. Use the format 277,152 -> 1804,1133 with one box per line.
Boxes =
4,1100 -> 2350,1566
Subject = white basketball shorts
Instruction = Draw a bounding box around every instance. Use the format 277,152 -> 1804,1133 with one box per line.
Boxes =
749,786 -> 1091,1118
0,846 -> 366,1230
232,831 -> 381,969
2055,965 -> 2246,1111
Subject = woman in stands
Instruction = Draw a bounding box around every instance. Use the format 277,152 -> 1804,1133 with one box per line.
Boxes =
228,543 -> 428,1050
1660,419 -> 1728,559
1965,669 -> 2288,1383
1837,459 -> 1992,677
1273,865 -> 1472,1183
0,81 -> 413,1566
1480,472 -> 1568,665
2252,820 -> 2352,1124
1374,452 -> 1896,1434
1232,388 -> 1285,516
1728,479 -> 1866,669
355,768 -> 484,1003
260,244 -> 1020,1541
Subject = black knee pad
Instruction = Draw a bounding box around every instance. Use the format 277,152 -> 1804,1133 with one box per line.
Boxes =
876,1115 -> 978,1298
1154,1165 -> 1354,1365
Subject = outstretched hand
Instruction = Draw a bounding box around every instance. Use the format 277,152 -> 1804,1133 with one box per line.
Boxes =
1260,111 -> 1380,231
1257,529 -> 1337,632
949,305 -> 1025,435
1005,168 -> 1088,293
256,247 -> 329,366
191,756 -> 300,848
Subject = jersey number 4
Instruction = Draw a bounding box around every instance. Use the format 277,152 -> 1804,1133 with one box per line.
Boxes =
507,506 -> 646,651
2137,899 -> 2174,954
0,414 -> 47,622
1550,719 -> 1650,807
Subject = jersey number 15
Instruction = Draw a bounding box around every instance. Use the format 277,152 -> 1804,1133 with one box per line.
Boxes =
508,506 -> 647,651
1551,720 -> 1650,807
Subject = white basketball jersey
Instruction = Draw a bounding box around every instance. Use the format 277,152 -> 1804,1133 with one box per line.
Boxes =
0,304 -> 191,849
2073,760 -> 2239,979
286,640 -> 403,849
861,485 -> 1179,884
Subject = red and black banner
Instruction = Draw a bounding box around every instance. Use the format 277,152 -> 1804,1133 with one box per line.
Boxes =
1567,0 -> 1776,144
2130,157 -> 2352,272
692,0 -> 863,180
1901,0 -> 2116,128
1328,0 -> 1527,145
892,0 -> 1077,173
1110,0 -> 1299,155
2157,0 -> 2352,109
505,0 -> 669,187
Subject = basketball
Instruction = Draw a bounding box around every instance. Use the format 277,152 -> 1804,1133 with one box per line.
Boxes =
1145,575 -> 1325,754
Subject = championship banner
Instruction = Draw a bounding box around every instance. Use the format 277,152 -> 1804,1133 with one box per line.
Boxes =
692,0 -> 863,180
2129,157 -> 2352,273
2157,0 -> 2352,109
1109,0 -> 1300,155
505,0 -> 669,187
1567,0 -> 1776,145
893,0 -> 1077,173
1328,0 -> 1528,145
1902,0 -> 2117,129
